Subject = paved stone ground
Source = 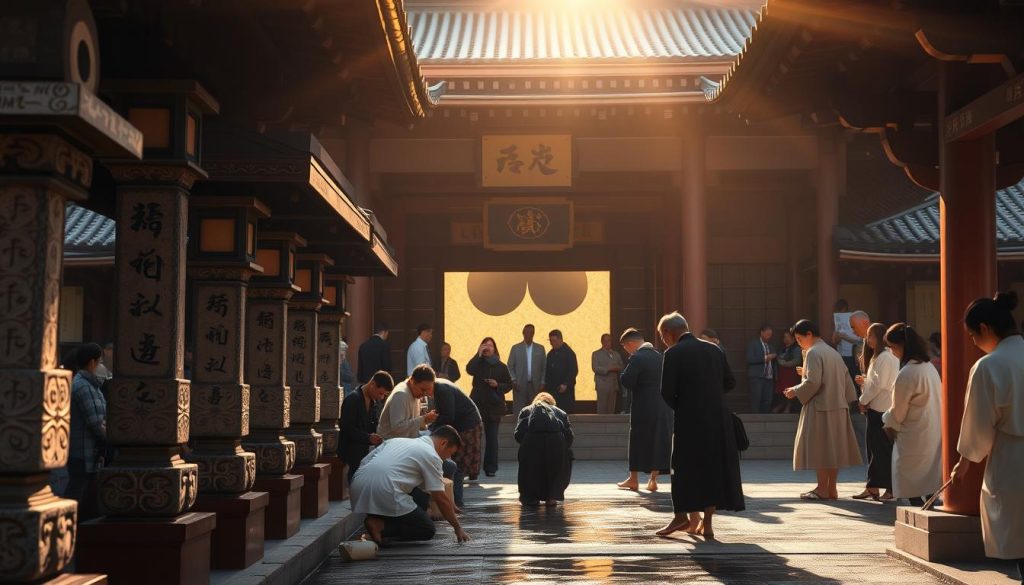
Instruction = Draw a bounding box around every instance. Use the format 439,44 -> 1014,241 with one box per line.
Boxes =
307,461 -> 952,584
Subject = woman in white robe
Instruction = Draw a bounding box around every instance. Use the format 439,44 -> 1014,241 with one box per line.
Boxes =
952,292 -> 1024,577
881,323 -> 942,503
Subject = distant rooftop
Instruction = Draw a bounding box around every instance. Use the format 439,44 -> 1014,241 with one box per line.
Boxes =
407,0 -> 760,64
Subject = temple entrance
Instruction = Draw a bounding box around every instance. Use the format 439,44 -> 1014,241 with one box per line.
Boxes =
443,270 -> 610,402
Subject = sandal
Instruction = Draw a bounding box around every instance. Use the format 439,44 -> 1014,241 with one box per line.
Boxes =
852,490 -> 879,500
800,491 -> 826,500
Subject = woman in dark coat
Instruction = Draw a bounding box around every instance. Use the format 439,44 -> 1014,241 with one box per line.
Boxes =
617,328 -> 673,492
514,392 -> 574,506
466,337 -> 513,477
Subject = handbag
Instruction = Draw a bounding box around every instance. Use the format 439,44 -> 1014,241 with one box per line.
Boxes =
731,412 -> 750,452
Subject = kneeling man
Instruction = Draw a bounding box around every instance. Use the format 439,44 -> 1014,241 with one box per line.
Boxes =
351,425 -> 470,544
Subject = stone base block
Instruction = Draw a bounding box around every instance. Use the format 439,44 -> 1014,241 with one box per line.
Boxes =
192,491 -> 269,570
46,574 -> 107,585
319,455 -> 347,501
77,512 -> 216,585
283,430 -> 322,466
252,474 -> 303,540
242,437 -> 296,476
894,506 -> 986,562
187,450 -> 256,494
295,463 -> 331,519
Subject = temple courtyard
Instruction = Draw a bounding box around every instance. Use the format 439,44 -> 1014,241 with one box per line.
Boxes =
305,461 -> 1017,585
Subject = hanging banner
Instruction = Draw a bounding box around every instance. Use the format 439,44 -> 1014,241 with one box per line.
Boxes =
484,198 -> 573,251
481,134 -> 572,187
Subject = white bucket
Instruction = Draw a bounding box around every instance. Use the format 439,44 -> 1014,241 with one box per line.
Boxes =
338,539 -> 379,562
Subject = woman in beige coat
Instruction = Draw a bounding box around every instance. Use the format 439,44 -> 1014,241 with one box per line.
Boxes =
784,319 -> 862,500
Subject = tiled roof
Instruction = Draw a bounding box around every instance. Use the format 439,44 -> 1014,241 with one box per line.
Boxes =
837,181 -> 1024,254
407,2 -> 759,63
65,204 -> 115,257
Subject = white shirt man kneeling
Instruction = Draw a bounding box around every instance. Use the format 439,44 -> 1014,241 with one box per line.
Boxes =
351,425 -> 470,545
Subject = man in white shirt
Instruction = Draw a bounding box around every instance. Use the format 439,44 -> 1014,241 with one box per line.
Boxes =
378,365 -> 438,440
406,323 -> 433,376
351,426 -> 469,544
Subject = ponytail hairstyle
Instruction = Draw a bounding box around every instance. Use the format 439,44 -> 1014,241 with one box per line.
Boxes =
964,291 -> 1020,340
884,323 -> 931,366
860,323 -> 887,373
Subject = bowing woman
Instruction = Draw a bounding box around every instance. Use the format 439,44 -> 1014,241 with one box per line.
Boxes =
881,323 -> 942,505
514,392 -> 574,506
952,292 -> 1024,581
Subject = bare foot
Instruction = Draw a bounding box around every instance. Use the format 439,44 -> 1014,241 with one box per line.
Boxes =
655,516 -> 691,537
696,520 -> 715,539
364,516 -> 384,546
617,479 -> 639,491
646,480 -> 658,492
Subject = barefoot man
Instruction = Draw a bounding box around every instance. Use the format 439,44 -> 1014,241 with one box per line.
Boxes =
655,312 -> 745,539
350,425 -> 470,545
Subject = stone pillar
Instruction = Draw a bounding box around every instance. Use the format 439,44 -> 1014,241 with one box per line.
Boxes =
680,131 -> 708,332
241,233 -> 304,540
0,133 -> 104,584
185,198 -> 270,569
77,163 -> 216,585
816,134 -> 843,333
318,273 -> 349,501
285,254 -> 333,519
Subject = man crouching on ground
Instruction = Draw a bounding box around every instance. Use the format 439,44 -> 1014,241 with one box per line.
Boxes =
350,425 -> 470,545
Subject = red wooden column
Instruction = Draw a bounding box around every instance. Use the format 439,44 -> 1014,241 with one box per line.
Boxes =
816,134 -> 842,332
345,121 -> 373,376
680,131 -> 708,332
938,76 -> 997,514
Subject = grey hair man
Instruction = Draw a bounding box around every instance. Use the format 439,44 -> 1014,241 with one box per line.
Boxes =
657,312 -> 690,346
848,311 -> 871,339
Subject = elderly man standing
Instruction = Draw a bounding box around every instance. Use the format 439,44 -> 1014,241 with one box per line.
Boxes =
656,312 -> 744,539
352,426 -> 469,544
508,324 -> 546,414
616,328 -> 672,492
592,334 -> 624,414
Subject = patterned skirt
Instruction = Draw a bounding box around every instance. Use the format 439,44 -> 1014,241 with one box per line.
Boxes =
454,423 -> 483,479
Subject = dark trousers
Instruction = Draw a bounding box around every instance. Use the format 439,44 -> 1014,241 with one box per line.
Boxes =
748,377 -> 773,413
865,409 -> 893,489
442,458 -> 464,507
374,488 -> 436,542
483,418 -> 501,475
66,458 -> 100,522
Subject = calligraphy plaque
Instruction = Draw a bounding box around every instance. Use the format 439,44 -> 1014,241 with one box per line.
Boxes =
481,134 -> 572,188
484,198 -> 574,251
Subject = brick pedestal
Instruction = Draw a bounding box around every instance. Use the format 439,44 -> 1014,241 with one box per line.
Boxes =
192,491 -> 269,569
894,506 -> 986,562
77,512 -> 216,585
296,462 -> 331,519
320,455 -> 348,501
253,474 -> 303,540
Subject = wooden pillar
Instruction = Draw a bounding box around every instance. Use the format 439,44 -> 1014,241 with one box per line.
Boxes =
286,254 -> 332,519
680,131 -> 707,332
816,134 -> 842,332
661,186 -> 681,313
937,66 -> 996,516
319,273 -> 349,501
242,232 -> 303,540
345,121 -> 373,376
185,198 -> 270,569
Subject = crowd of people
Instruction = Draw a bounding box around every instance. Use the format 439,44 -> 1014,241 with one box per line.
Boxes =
52,292 -> 1023,580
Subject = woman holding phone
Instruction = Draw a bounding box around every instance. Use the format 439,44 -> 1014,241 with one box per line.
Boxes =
467,337 -> 513,478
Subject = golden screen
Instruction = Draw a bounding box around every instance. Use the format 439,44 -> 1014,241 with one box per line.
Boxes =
443,271 -> 610,402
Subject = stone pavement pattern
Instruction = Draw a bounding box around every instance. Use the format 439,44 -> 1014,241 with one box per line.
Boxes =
307,461 -> 953,584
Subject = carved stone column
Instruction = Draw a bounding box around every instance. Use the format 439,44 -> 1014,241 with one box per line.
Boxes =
185,198 -> 270,569
0,132 -> 113,585
318,273 -> 349,501
241,233 -> 304,540
284,254 -> 332,519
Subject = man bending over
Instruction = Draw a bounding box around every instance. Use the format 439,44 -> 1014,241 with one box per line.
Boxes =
350,425 -> 470,545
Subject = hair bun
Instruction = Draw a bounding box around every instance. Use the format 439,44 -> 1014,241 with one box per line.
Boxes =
994,290 -> 1019,312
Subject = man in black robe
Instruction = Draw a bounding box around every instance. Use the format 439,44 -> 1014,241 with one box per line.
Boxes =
544,330 -> 579,414
657,312 -> 744,539
339,371 -> 394,480
357,323 -> 392,383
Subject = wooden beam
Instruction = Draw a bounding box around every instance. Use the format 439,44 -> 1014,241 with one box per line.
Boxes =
944,71 -> 1024,142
